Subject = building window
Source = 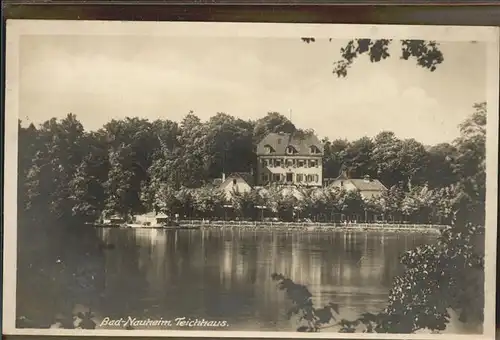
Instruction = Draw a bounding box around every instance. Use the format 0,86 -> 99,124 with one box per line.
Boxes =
310,145 -> 320,154
310,160 -> 317,168
286,159 -> 293,167
315,174 -> 319,182
286,173 -> 293,182
275,159 -> 281,167
233,179 -> 237,185
277,139 -> 282,145
264,145 -> 275,154
297,174 -> 303,182
286,146 -> 297,154
262,174 -> 268,182
298,160 -> 304,167
273,174 -> 281,182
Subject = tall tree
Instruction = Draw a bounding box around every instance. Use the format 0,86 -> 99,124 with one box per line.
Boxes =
452,102 -> 487,225
253,112 -> 296,143
18,122 -> 39,215
68,156 -> 103,222
344,137 -> 376,178
425,143 -> 458,189
103,144 -> 135,219
101,117 -> 158,213
68,130 -> 110,222
322,138 -> 349,179
23,114 -> 86,220
397,138 -> 430,191
205,112 -> 255,178
371,131 -> 404,188
177,112 -> 211,187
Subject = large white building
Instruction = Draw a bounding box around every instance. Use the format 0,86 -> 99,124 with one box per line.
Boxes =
255,131 -> 324,187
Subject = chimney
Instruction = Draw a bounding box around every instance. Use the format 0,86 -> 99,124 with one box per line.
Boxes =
339,167 -> 349,179
222,173 -> 226,182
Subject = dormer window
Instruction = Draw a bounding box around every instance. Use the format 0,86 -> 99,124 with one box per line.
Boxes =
309,145 -> 320,154
286,146 -> 297,155
264,145 -> 275,154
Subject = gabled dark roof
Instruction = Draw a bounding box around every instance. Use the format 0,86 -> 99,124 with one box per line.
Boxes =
330,177 -> 387,192
256,132 -> 323,156
349,179 -> 387,192
331,167 -> 386,192
212,178 -> 223,186
221,172 -> 255,187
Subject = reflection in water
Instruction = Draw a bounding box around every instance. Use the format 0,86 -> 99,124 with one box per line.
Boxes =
94,228 -> 432,330
17,227 -> 478,333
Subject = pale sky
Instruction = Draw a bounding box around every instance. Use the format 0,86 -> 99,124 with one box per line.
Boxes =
19,35 -> 486,145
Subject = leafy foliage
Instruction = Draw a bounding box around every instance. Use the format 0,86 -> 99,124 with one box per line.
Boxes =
22,114 -> 86,221
103,144 -> 136,219
271,273 -> 339,332
48,310 -> 97,330
192,186 -> 226,218
253,112 -> 296,143
68,157 -> 103,222
322,138 -> 349,179
302,38 -> 444,77
231,189 -> 258,219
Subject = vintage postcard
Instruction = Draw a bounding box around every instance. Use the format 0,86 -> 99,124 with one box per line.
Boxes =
3,20 -> 499,339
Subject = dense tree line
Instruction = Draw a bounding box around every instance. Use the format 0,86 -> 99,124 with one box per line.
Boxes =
132,183 -> 474,226
18,103 -> 486,227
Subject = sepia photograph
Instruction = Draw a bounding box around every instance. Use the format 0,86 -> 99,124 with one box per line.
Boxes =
2,20 -> 499,339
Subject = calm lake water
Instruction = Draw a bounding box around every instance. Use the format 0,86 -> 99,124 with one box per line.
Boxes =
16,225 -> 480,333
